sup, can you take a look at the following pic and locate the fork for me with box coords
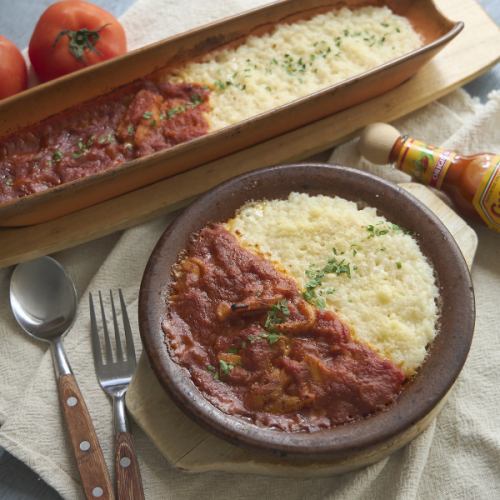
[89,290,145,500]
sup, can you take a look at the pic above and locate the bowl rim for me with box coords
[139,163,475,459]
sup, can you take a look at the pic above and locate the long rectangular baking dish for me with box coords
[0,0,463,226]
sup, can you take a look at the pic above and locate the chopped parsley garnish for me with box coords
[167,106,185,119]
[396,262,402,269]
[363,34,377,47]
[166,93,206,119]
[243,300,290,345]
[227,347,239,354]
[214,79,227,91]
[323,256,352,278]
[390,223,412,234]
[206,364,219,380]
[142,111,158,126]
[127,124,135,135]
[248,332,281,345]
[283,53,309,75]
[305,268,324,288]
[72,139,89,159]
[219,359,234,376]
[267,333,281,344]
[261,332,281,344]
[303,289,326,309]
[97,133,115,145]
[189,93,203,105]
[264,299,290,331]
[366,224,389,237]
[52,150,63,162]
[366,222,412,237]
[303,250,353,307]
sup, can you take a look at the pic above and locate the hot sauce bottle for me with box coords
[358,123,500,232]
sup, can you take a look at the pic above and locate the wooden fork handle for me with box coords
[115,432,145,500]
[58,374,114,500]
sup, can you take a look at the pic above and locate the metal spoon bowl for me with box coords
[10,256,76,342]
[11,257,76,374]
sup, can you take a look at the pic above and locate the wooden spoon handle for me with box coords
[58,374,114,500]
[115,432,145,500]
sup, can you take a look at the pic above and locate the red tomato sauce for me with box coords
[0,80,210,204]
[163,224,405,432]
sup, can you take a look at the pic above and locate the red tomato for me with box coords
[29,0,127,82]
[0,36,28,99]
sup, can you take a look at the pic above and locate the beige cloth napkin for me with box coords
[0,0,499,498]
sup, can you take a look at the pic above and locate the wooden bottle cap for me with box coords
[358,123,401,164]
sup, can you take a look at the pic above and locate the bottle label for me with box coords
[472,157,500,232]
[396,138,456,189]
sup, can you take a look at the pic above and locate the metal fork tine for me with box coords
[99,290,114,364]
[110,290,124,362]
[119,289,136,364]
[89,293,103,369]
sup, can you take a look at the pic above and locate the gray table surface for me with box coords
[0,1,498,498]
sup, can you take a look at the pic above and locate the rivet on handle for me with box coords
[92,486,104,498]
[66,396,78,407]
[79,441,90,451]
[120,456,131,468]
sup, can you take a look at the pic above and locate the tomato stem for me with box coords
[53,24,110,63]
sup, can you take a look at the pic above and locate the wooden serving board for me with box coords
[0,0,497,269]
[125,183,477,476]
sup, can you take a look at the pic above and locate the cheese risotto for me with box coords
[166,6,422,130]
[225,193,439,376]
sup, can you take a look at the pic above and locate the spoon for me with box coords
[10,256,114,500]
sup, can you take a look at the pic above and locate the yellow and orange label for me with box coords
[472,156,500,232]
[396,138,456,189]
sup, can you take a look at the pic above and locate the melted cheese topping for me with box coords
[164,6,422,130]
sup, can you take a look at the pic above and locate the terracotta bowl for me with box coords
[139,163,475,466]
